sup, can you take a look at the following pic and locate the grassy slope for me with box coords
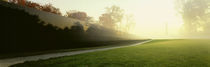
[12,39,210,67]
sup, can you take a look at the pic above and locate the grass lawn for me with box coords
[11,39,210,67]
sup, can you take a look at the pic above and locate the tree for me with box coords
[8,0,62,15]
[66,11,88,21]
[70,22,85,34]
[176,0,210,35]
[124,14,135,33]
[99,5,124,30]
[41,4,62,15]
[99,13,114,28]
[9,0,26,6]
[25,1,42,10]
[69,22,85,40]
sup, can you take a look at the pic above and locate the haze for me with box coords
[28,0,185,38]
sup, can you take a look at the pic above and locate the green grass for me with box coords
[11,39,210,67]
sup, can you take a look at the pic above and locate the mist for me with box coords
[176,0,210,38]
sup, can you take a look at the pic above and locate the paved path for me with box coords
[0,40,152,67]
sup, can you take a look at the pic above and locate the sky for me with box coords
[28,0,183,38]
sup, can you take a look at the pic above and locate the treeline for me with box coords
[6,0,62,15]
[1,3,136,54]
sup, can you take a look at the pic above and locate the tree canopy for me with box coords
[99,5,124,30]
[176,0,210,35]
[65,11,88,21]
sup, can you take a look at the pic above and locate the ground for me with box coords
[11,39,210,67]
